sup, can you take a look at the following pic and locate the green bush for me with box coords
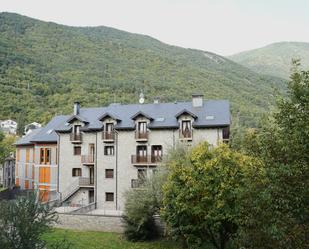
[123,169,167,241]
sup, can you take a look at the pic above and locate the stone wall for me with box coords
[54,213,124,233]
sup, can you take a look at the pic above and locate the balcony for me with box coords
[81,155,95,165]
[79,177,94,187]
[131,179,145,188]
[70,133,82,143]
[135,131,149,141]
[179,130,193,141]
[131,155,162,165]
[102,131,115,142]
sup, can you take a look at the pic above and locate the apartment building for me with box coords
[15,116,67,201]
[15,95,230,209]
[55,95,230,211]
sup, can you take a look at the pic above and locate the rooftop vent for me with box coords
[74,101,80,115]
[192,94,203,107]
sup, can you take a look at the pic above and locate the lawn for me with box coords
[43,229,180,249]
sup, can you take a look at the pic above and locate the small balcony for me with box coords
[102,131,115,142]
[135,131,149,141]
[81,155,95,165]
[70,133,82,143]
[131,155,162,165]
[131,179,145,188]
[179,130,193,141]
[79,177,94,187]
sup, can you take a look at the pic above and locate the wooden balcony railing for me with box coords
[131,179,145,188]
[179,130,193,140]
[131,155,162,164]
[135,131,149,140]
[81,155,95,165]
[102,131,115,141]
[70,133,82,142]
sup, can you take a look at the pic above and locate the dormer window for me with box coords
[136,121,148,140]
[70,124,82,142]
[180,120,192,139]
[103,122,115,141]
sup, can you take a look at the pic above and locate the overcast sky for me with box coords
[1,0,309,55]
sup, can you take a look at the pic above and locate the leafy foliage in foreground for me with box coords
[162,143,264,249]
[0,192,58,249]
[123,169,167,241]
[0,12,285,126]
[237,62,309,248]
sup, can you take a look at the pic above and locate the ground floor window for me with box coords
[105,192,114,202]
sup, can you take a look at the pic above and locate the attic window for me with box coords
[47,129,53,134]
[155,117,165,122]
[206,115,215,120]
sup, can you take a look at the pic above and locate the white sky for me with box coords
[1,0,309,55]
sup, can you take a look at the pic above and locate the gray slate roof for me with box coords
[16,100,230,145]
[56,100,230,132]
[15,115,68,145]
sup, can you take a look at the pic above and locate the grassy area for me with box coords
[43,229,180,249]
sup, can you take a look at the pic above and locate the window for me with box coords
[73,125,81,134]
[181,120,192,138]
[105,169,114,178]
[138,122,147,133]
[104,146,114,156]
[40,148,51,164]
[138,168,147,181]
[105,192,114,202]
[105,123,114,133]
[151,145,162,157]
[72,168,82,177]
[74,146,81,155]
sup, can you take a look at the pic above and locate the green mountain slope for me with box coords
[229,42,309,79]
[0,12,285,127]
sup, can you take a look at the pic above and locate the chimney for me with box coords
[74,101,80,115]
[153,97,160,104]
[192,94,203,107]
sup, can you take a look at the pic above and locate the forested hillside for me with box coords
[0,12,285,126]
[229,42,309,79]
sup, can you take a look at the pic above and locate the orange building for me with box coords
[15,116,67,202]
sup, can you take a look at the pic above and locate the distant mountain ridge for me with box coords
[0,12,285,126]
[229,42,309,79]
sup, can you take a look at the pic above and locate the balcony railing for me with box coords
[179,130,193,140]
[131,179,145,188]
[135,131,149,141]
[79,177,94,186]
[70,133,82,142]
[102,131,115,141]
[81,155,95,165]
[131,155,162,164]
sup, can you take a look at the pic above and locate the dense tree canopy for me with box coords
[162,143,264,249]
[0,12,285,127]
